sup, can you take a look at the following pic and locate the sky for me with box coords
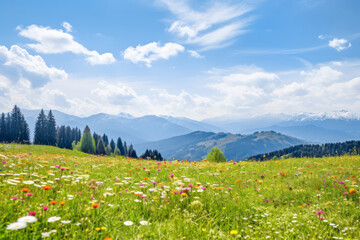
[0,0,359,120]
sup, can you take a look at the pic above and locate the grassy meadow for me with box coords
[0,143,359,239]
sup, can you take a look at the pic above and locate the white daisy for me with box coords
[41,232,51,237]
[140,221,149,225]
[124,221,133,226]
[17,216,37,223]
[61,220,71,224]
[47,216,61,222]
[6,222,27,230]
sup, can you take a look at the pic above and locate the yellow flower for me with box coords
[101,227,107,230]
[291,200,295,203]
[349,189,356,194]
[181,193,187,197]
[202,228,207,232]
[326,201,331,205]
[298,206,303,208]
[230,230,238,235]
[153,197,158,200]
[95,228,101,231]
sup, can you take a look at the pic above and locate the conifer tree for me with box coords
[106,144,112,155]
[116,137,125,156]
[96,137,106,155]
[46,110,57,146]
[0,113,5,142]
[110,139,115,153]
[79,125,96,154]
[123,141,128,157]
[34,109,47,145]
[102,134,109,146]
[114,146,121,155]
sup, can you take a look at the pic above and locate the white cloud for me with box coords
[123,42,184,67]
[328,38,351,51]
[188,50,203,58]
[160,0,253,50]
[17,24,115,65]
[62,22,72,32]
[0,45,68,85]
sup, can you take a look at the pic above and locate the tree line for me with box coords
[248,141,360,161]
[0,105,162,159]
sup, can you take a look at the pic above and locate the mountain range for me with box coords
[135,130,307,161]
[19,109,360,160]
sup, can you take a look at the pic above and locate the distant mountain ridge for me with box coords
[20,109,222,144]
[135,131,307,161]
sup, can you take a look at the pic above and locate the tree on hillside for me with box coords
[34,109,47,145]
[46,110,57,146]
[9,106,30,144]
[96,137,106,155]
[0,113,5,142]
[206,147,226,163]
[80,125,96,154]
[140,149,163,160]
[128,144,137,158]
[102,134,109,147]
[106,144,112,155]
[123,141,128,157]
[116,137,125,156]
[114,146,121,155]
[56,126,66,148]
[110,139,115,153]
[93,132,100,146]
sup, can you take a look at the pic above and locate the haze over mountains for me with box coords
[20,109,360,161]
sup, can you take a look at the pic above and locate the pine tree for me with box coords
[0,113,5,142]
[65,126,72,149]
[57,126,66,148]
[116,137,125,156]
[34,109,47,145]
[96,137,106,155]
[5,113,10,143]
[79,125,96,154]
[128,144,137,158]
[46,110,57,146]
[102,134,109,146]
[9,106,29,144]
[110,139,115,153]
[93,132,100,146]
[123,141,128,157]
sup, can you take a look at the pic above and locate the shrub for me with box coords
[206,147,226,162]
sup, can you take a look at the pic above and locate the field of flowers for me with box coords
[0,143,359,239]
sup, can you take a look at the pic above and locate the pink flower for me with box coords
[90,186,97,189]
[74,164,78,167]
[169,174,174,178]
[29,211,36,216]
[61,167,66,171]
[12,196,18,200]
[26,193,33,197]
[43,206,49,211]
[163,200,168,203]
[201,187,206,190]
[316,211,323,215]
[343,192,348,195]
[320,216,325,220]
[306,203,310,206]
[70,171,74,174]
[188,184,193,188]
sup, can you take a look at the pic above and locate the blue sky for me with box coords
[0,0,359,120]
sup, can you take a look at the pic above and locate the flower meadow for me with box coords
[0,144,359,239]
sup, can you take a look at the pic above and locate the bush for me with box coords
[206,147,226,162]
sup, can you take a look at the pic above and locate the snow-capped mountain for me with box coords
[290,110,360,121]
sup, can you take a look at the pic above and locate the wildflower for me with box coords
[12,196,18,201]
[59,201,65,206]
[349,189,356,194]
[43,206,49,211]
[101,227,106,230]
[47,216,61,222]
[169,174,174,178]
[17,216,37,223]
[21,188,30,193]
[50,201,57,205]
[29,212,36,216]
[43,186,51,190]
[6,222,27,230]
[41,232,51,237]
[298,206,303,208]
[230,230,238,235]
[104,237,112,240]
[124,221,133,226]
[26,193,33,197]
[140,221,149,225]
[92,203,100,208]
[316,211,323,215]
[61,220,71,224]
[325,202,331,205]
[181,193,187,197]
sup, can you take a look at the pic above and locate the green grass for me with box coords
[0,143,359,239]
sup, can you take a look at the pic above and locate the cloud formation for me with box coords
[0,45,68,87]
[160,0,253,50]
[17,24,115,65]
[123,42,184,67]
[328,38,351,51]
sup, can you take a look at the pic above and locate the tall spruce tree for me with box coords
[110,139,115,153]
[116,137,125,156]
[102,134,109,146]
[5,113,10,143]
[0,113,5,142]
[93,132,100,146]
[34,109,47,145]
[96,137,106,155]
[128,144,137,158]
[56,126,66,148]
[123,141,128,157]
[79,125,96,154]
[46,110,57,146]
[106,144,112,155]
[10,106,29,144]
